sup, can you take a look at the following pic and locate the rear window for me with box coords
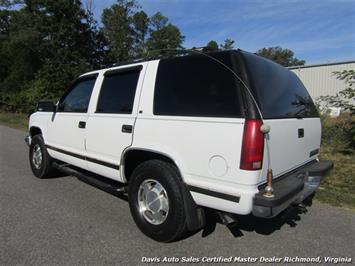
[241,52,318,119]
[154,53,243,118]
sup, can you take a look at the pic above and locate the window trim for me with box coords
[103,65,143,77]
[95,66,142,114]
[57,73,98,113]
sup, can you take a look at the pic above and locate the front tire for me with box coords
[128,160,187,242]
[29,134,56,178]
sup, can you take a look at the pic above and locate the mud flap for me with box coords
[182,184,205,231]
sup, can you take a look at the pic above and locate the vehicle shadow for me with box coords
[200,195,314,239]
[61,166,129,202]
[47,171,68,179]
[76,175,129,201]
[71,170,313,241]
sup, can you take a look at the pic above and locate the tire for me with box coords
[29,134,56,178]
[128,160,187,242]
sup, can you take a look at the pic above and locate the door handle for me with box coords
[298,128,304,138]
[78,121,86,129]
[122,124,133,133]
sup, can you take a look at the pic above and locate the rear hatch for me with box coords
[239,51,321,183]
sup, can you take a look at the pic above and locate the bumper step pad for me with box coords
[253,160,333,218]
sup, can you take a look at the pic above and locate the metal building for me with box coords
[289,60,355,101]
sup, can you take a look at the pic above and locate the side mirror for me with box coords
[36,101,56,112]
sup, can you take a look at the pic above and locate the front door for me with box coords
[46,75,98,170]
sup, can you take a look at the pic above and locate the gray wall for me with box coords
[289,61,355,102]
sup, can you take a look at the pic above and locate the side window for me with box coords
[154,54,243,118]
[96,69,140,114]
[58,77,96,113]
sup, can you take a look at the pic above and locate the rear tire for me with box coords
[29,134,57,178]
[128,160,188,242]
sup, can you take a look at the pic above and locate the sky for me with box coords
[91,0,355,65]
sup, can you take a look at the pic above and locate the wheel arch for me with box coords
[29,126,42,137]
[122,147,205,231]
[121,148,186,183]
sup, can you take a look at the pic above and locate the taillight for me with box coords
[240,119,264,170]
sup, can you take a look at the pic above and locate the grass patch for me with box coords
[0,112,28,131]
[315,146,355,209]
[0,112,354,209]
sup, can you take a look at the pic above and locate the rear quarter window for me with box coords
[154,53,243,118]
[241,52,318,119]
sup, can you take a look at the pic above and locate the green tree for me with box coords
[318,70,355,148]
[0,0,22,7]
[101,0,137,63]
[132,10,149,57]
[149,12,168,31]
[0,0,102,112]
[146,12,184,56]
[318,70,355,114]
[27,0,102,95]
[203,40,219,52]
[0,6,42,93]
[220,38,234,50]
[257,46,305,67]
[202,38,235,52]
[0,0,185,112]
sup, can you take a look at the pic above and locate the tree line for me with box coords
[0,0,305,113]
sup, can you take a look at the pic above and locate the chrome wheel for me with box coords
[32,144,42,169]
[138,179,169,225]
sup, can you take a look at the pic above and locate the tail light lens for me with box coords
[240,119,264,170]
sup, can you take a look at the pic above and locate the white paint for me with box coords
[28,58,324,216]
[84,62,148,181]
[208,155,228,177]
[259,118,321,183]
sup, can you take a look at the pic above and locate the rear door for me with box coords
[240,52,321,183]
[261,118,321,181]
[85,64,146,181]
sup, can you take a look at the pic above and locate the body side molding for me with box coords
[187,185,240,203]
[46,145,120,170]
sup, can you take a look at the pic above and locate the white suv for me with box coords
[26,50,333,242]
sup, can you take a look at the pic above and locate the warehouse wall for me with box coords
[290,61,355,102]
